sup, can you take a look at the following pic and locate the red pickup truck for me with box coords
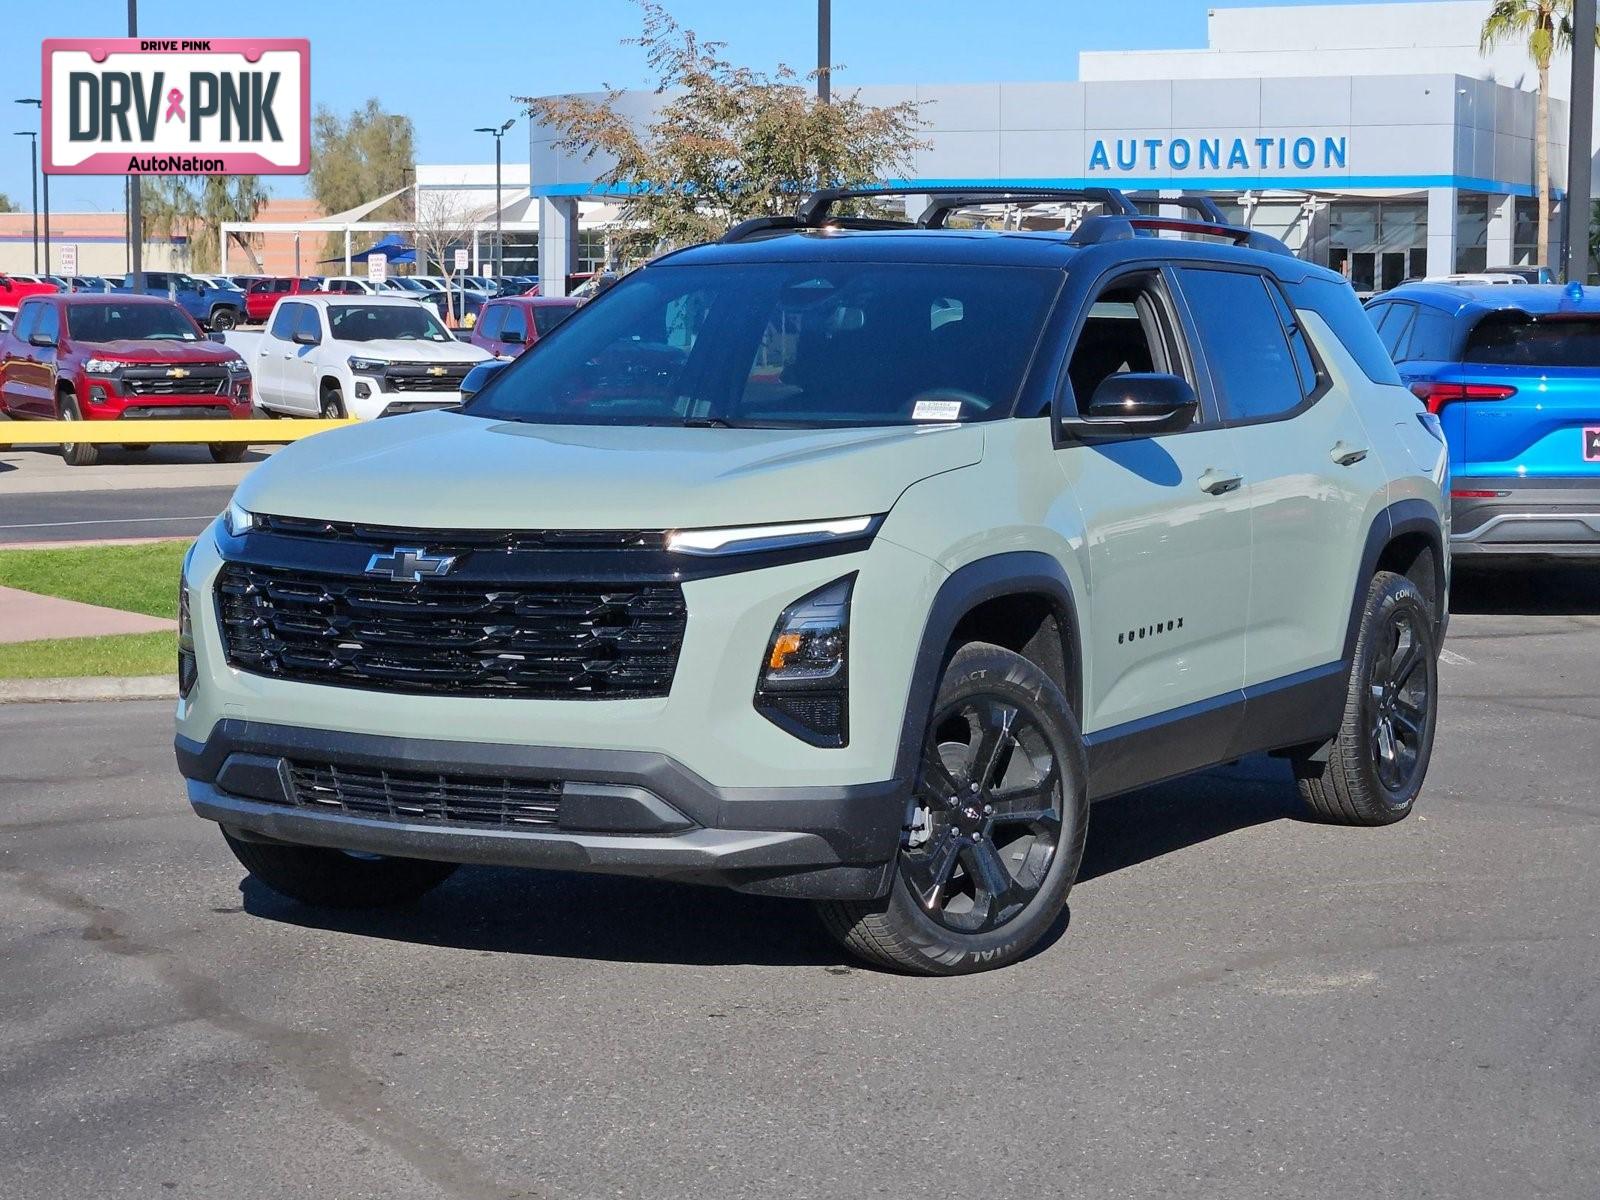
[244,277,326,324]
[0,274,61,307]
[469,296,580,358]
[0,293,253,466]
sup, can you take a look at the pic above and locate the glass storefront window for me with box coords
[1328,201,1427,293]
[1456,195,1488,273]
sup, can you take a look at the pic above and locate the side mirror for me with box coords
[459,358,512,400]
[29,332,57,348]
[1056,372,1197,439]
[500,329,525,345]
[292,329,321,347]
[207,331,228,344]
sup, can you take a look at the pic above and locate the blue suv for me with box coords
[1368,282,1600,561]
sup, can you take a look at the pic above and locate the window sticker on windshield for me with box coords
[912,399,962,422]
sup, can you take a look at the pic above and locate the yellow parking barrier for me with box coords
[0,418,355,445]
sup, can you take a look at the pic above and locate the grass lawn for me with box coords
[0,540,187,619]
[0,541,187,679]
[0,631,174,679]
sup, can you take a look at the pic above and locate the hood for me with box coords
[235,412,984,530]
[345,339,490,364]
[85,339,242,365]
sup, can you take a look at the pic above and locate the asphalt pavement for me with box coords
[1,567,1597,1199]
[0,484,237,544]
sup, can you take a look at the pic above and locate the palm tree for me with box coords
[1480,0,1599,268]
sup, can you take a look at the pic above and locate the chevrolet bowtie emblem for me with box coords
[166,367,190,378]
[365,547,458,583]
[427,365,448,377]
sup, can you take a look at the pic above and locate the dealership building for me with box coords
[507,0,1581,296]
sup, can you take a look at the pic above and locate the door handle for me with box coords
[1331,442,1369,466]
[1198,468,1244,495]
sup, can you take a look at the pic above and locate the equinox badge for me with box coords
[365,547,457,583]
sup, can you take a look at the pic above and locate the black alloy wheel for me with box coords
[902,693,1064,934]
[1366,606,1431,796]
[816,642,1087,975]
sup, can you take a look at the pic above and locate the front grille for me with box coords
[120,366,229,396]
[216,562,687,698]
[384,363,471,393]
[250,513,668,552]
[287,760,561,827]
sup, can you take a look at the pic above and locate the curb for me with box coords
[0,675,176,704]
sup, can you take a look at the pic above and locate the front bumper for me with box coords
[1451,476,1600,559]
[177,720,904,899]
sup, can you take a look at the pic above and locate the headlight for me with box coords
[667,515,878,556]
[225,358,249,374]
[753,575,854,747]
[347,356,389,374]
[177,582,197,699]
[84,357,121,374]
[222,499,254,537]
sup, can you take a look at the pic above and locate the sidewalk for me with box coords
[0,585,178,644]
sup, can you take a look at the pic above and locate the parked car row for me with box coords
[0,293,252,466]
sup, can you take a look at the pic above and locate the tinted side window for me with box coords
[477,304,505,339]
[34,304,60,343]
[268,303,300,340]
[531,305,573,337]
[1405,309,1456,362]
[1375,303,1416,357]
[1178,268,1304,422]
[502,306,529,340]
[1289,277,1403,385]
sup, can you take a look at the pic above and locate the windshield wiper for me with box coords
[680,415,739,428]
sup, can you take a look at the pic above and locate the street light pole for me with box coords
[17,99,46,273]
[127,0,144,293]
[474,119,515,279]
[13,131,37,272]
[817,0,831,103]
[1565,0,1597,283]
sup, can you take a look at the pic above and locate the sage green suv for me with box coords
[176,188,1450,974]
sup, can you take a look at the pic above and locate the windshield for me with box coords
[327,303,453,342]
[1465,313,1600,367]
[464,261,1060,428]
[66,303,200,342]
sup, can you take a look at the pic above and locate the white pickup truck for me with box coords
[249,294,490,420]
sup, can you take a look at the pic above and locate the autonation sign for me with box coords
[42,38,310,175]
[1087,134,1349,174]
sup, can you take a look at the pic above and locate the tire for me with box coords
[816,642,1088,975]
[319,386,345,420]
[209,442,247,463]
[209,307,239,332]
[56,392,98,467]
[1293,571,1439,825]
[222,830,458,909]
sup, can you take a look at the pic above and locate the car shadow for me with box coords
[1450,564,1600,616]
[239,756,1305,969]
[1079,754,1306,883]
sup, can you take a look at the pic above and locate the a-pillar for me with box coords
[1426,187,1458,276]
[538,196,579,297]
[1486,193,1515,266]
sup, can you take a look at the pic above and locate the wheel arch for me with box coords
[891,552,1083,790]
[1344,499,1447,663]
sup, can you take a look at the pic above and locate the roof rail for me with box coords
[792,184,1136,227]
[1133,194,1229,224]
[719,213,913,244]
[1070,214,1293,257]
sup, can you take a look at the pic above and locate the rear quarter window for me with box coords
[1287,277,1403,385]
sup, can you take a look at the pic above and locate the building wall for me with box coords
[0,212,187,277]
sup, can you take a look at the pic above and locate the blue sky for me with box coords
[1,0,1424,213]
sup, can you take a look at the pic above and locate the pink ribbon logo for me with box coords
[164,88,185,123]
